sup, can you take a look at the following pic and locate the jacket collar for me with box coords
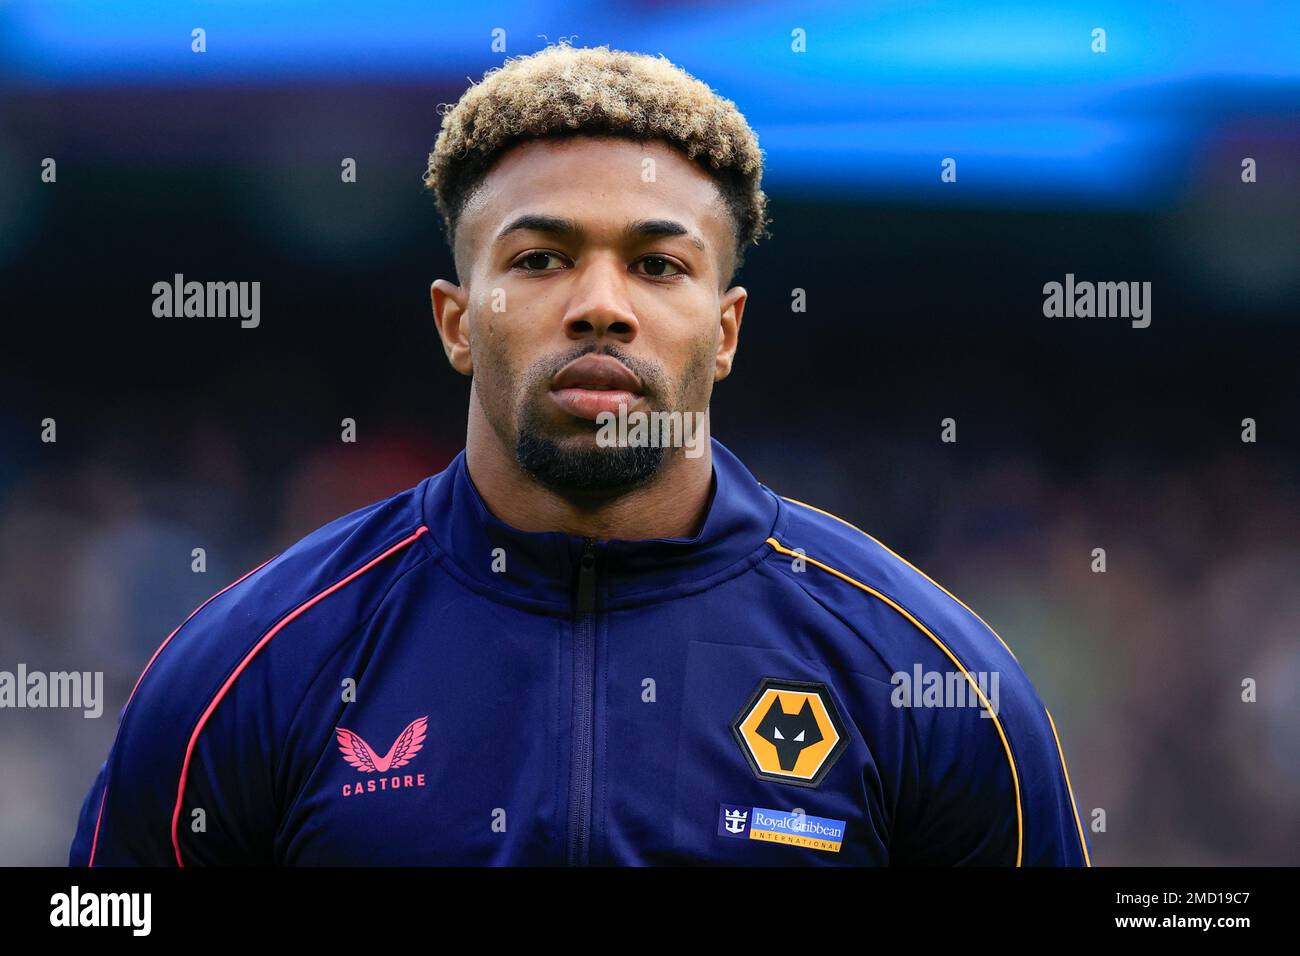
[421,438,779,612]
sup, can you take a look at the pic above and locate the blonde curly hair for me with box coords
[423,42,769,282]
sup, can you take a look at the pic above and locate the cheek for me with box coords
[469,303,545,404]
[469,303,511,372]
[467,318,510,407]
[666,328,721,405]
[691,337,720,393]
[478,287,543,351]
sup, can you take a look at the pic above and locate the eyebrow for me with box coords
[495,214,706,251]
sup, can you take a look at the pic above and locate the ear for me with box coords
[714,285,747,381]
[431,279,473,376]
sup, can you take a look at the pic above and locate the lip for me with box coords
[549,355,645,421]
[549,387,643,421]
[551,354,644,394]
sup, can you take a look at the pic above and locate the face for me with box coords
[432,135,747,495]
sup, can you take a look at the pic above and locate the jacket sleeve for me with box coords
[69,760,111,865]
[69,584,283,866]
[892,663,1092,866]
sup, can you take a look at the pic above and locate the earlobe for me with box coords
[431,279,474,376]
[715,286,747,381]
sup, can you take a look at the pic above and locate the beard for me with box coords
[515,404,666,493]
[481,340,709,496]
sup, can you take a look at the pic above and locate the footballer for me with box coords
[71,43,1090,866]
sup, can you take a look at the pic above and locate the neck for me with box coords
[464,400,714,540]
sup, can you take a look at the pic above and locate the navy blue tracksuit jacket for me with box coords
[70,439,1091,865]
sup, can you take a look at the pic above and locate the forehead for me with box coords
[456,135,732,275]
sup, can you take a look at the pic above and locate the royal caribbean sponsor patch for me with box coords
[718,802,846,853]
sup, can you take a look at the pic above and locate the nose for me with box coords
[560,254,639,343]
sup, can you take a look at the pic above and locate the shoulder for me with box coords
[766,494,1080,865]
[764,493,1020,678]
[89,481,440,864]
[121,479,437,737]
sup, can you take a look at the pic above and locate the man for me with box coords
[71,43,1090,866]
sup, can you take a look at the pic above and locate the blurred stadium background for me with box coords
[1,1,1297,865]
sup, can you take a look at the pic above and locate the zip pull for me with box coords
[576,538,597,615]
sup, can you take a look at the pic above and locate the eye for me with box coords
[773,727,784,740]
[633,256,684,278]
[513,251,568,272]
[794,730,805,742]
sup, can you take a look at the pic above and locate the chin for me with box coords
[515,430,665,494]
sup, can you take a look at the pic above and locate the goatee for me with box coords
[515,411,665,493]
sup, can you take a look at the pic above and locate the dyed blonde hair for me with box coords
[423,41,769,283]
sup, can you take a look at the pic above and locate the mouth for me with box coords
[548,354,646,422]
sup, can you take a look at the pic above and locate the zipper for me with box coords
[567,537,599,865]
